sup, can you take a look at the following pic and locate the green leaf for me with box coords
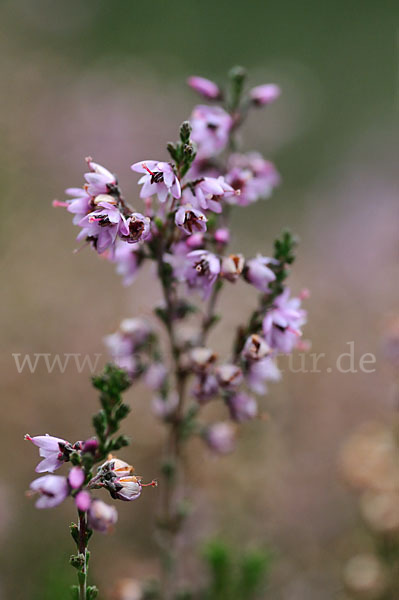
[86,586,99,600]
[69,523,79,545]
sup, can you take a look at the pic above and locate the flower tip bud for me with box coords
[187,76,221,100]
[249,84,281,106]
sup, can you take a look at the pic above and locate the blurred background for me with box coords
[0,1,398,599]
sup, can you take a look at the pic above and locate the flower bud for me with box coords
[92,193,117,206]
[187,76,221,100]
[152,393,179,419]
[75,490,91,512]
[249,84,281,106]
[88,499,118,532]
[68,466,85,489]
[145,363,167,391]
[228,393,258,422]
[113,476,142,501]
[216,364,243,388]
[242,334,271,361]
[190,347,218,371]
[119,318,151,344]
[214,228,230,245]
[205,422,236,454]
[221,254,245,282]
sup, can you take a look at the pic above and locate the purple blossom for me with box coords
[185,249,221,299]
[84,160,117,196]
[226,153,280,206]
[192,373,219,403]
[183,177,235,214]
[262,288,307,353]
[145,363,168,391]
[68,466,85,489]
[228,392,258,422]
[249,84,281,106]
[113,241,140,286]
[29,475,69,509]
[121,213,151,244]
[78,200,129,255]
[214,228,230,245]
[187,76,221,99]
[205,422,236,454]
[88,499,118,532]
[119,318,152,345]
[190,105,232,159]
[53,188,92,224]
[75,490,91,512]
[25,434,68,473]
[131,161,181,203]
[175,205,208,235]
[247,357,281,395]
[244,255,277,292]
[186,232,205,248]
[152,392,179,419]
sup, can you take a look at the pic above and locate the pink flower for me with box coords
[75,490,91,512]
[121,213,151,244]
[228,392,258,422]
[29,475,69,509]
[68,466,85,489]
[113,241,141,286]
[214,228,230,245]
[53,188,92,224]
[131,161,181,203]
[190,105,232,159]
[84,160,117,196]
[185,249,221,299]
[187,76,221,100]
[249,84,281,106]
[247,357,281,395]
[192,373,219,403]
[88,499,118,532]
[175,205,208,235]
[183,177,235,214]
[262,288,307,353]
[78,200,129,255]
[152,392,179,419]
[244,255,277,292]
[25,434,69,473]
[205,422,236,454]
[145,363,168,391]
[226,153,280,206]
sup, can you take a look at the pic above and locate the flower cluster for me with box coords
[46,67,309,598]
[53,159,150,257]
[25,365,156,598]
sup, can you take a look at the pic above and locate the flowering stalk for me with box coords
[53,66,309,598]
[25,365,156,599]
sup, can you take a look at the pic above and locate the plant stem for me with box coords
[156,237,188,599]
[78,511,88,600]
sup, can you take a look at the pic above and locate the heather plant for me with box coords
[26,67,308,599]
